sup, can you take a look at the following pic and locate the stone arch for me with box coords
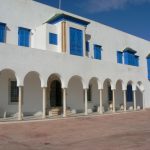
[115,79,124,110]
[47,73,63,110]
[0,68,20,118]
[136,81,144,109]
[67,75,85,114]
[88,77,101,113]
[67,75,86,89]
[23,71,43,116]
[102,78,114,112]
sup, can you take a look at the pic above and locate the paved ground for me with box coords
[0,111,150,150]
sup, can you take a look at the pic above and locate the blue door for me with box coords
[70,27,83,56]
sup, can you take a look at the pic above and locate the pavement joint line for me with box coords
[0,109,146,125]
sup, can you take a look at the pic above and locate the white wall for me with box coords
[0,0,149,115]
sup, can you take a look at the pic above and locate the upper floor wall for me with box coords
[0,0,150,68]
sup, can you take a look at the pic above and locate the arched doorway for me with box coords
[126,82,133,110]
[47,74,62,116]
[50,80,62,107]
[103,79,112,112]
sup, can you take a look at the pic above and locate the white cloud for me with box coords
[80,0,150,13]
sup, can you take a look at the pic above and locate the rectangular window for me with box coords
[87,84,92,102]
[18,27,30,47]
[117,51,123,64]
[49,33,58,45]
[86,41,90,52]
[70,27,83,56]
[94,44,102,60]
[124,51,139,66]
[0,23,6,43]
[147,57,150,80]
[9,80,19,103]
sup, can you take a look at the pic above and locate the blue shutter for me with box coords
[147,57,150,80]
[49,33,58,45]
[70,27,83,56]
[86,41,90,52]
[117,51,123,64]
[124,51,129,65]
[18,27,30,47]
[134,56,139,66]
[126,84,133,102]
[0,23,6,43]
[94,45,101,60]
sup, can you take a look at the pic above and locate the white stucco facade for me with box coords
[0,0,149,120]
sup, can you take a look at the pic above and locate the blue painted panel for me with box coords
[48,14,89,27]
[94,45,102,60]
[117,51,123,64]
[70,27,83,56]
[0,23,6,43]
[134,56,139,66]
[124,51,139,66]
[86,41,90,52]
[49,33,58,45]
[18,27,30,47]
[124,51,129,65]
[147,57,150,80]
[126,84,133,102]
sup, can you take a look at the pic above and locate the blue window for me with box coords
[49,33,58,45]
[0,23,6,43]
[86,41,90,52]
[18,27,30,47]
[147,57,150,80]
[70,27,83,56]
[124,50,139,66]
[94,44,102,60]
[134,56,139,66]
[126,84,133,102]
[117,51,123,64]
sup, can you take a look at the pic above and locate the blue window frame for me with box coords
[70,27,83,56]
[94,44,102,60]
[117,51,123,64]
[49,33,58,45]
[0,23,6,43]
[126,84,133,102]
[86,41,90,52]
[124,50,139,66]
[147,57,150,80]
[18,27,30,47]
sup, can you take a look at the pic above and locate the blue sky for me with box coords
[35,0,150,41]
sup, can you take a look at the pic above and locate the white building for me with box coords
[0,0,149,121]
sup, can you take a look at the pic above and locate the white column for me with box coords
[123,90,127,111]
[84,89,88,115]
[112,89,115,113]
[133,90,136,110]
[18,86,23,120]
[99,89,103,114]
[63,88,67,117]
[42,87,47,119]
